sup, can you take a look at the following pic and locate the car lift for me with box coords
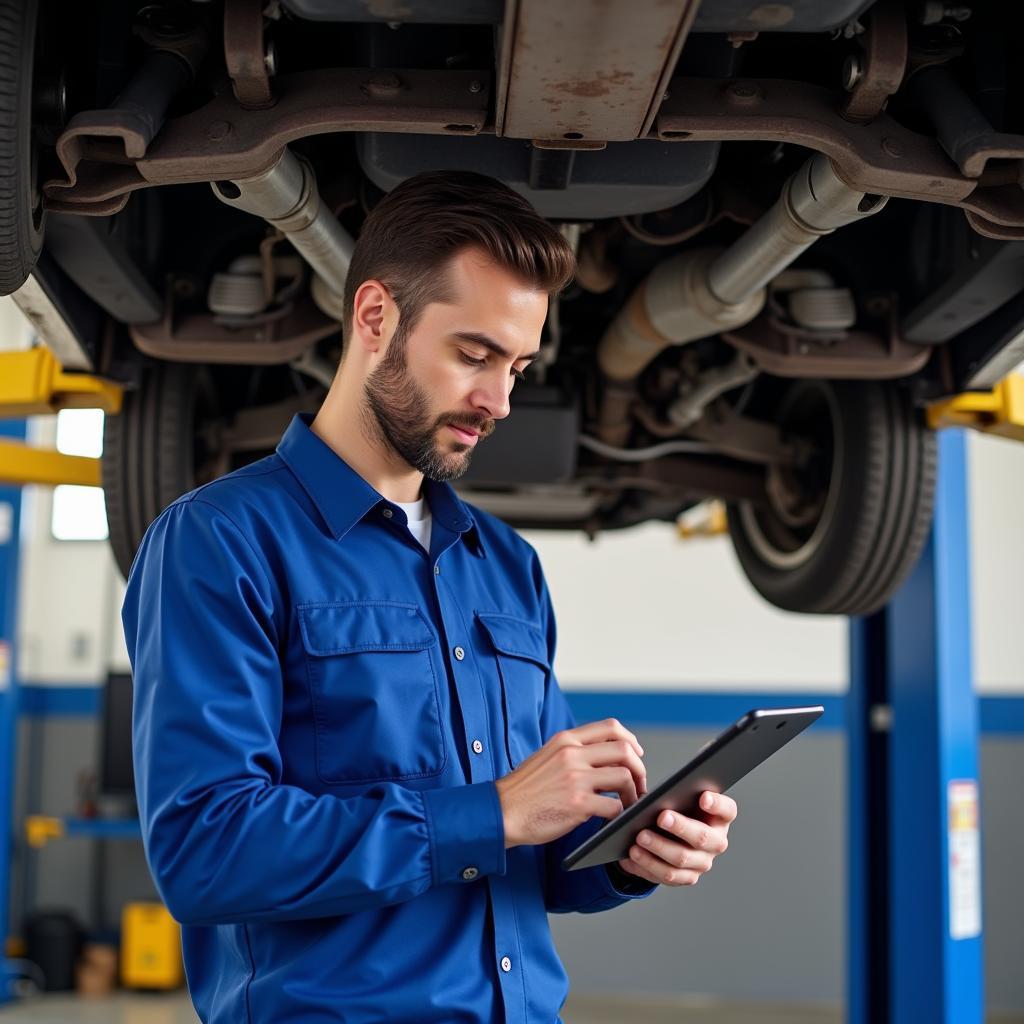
[0,345,1019,1013]
[0,348,122,1000]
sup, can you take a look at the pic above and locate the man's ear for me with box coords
[350,279,397,356]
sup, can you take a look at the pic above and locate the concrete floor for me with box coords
[0,992,843,1023]
[0,992,1021,1023]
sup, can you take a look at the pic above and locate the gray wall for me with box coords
[11,717,158,941]
[11,718,1023,1013]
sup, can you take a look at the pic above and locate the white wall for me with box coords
[966,430,1024,692]
[15,432,126,685]
[524,521,846,690]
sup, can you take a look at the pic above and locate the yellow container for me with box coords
[120,902,184,990]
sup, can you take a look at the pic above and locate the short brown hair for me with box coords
[342,170,575,349]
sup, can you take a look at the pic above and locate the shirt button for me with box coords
[434,565,440,575]
[454,646,465,661]
[472,739,484,754]
[500,956,512,973]
[461,866,479,881]
[382,508,393,519]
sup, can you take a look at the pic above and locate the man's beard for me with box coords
[362,337,493,482]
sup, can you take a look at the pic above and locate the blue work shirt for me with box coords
[121,412,655,1024]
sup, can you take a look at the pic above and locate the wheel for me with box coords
[726,378,937,616]
[102,361,319,578]
[102,363,199,579]
[0,0,45,295]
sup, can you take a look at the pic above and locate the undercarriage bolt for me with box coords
[842,54,863,91]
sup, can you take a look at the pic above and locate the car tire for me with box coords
[0,0,45,295]
[102,363,197,580]
[726,378,937,616]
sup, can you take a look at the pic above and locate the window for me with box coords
[50,409,108,541]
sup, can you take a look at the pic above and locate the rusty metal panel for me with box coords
[500,0,700,143]
[44,68,490,214]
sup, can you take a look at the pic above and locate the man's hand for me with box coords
[613,791,737,888]
[495,719,647,848]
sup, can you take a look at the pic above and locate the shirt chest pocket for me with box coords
[298,602,447,785]
[476,613,550,770]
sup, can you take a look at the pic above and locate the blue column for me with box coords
[888,428,983,1022]
[0,419,26,1004]
[848,428,984,1024]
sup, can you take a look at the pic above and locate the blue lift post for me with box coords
[848,428,984,1023]
[0,419,26,1005]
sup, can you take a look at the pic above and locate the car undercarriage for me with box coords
[4,0,1024,614]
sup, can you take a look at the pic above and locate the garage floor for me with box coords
[1,994,1021,1022]
[0,992,842,1022]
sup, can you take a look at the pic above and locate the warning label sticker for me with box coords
[948,780,982,941]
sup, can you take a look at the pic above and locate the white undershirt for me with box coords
[393,495,432,553]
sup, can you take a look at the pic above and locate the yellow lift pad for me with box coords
[0,347,122,417]
[928,374,1024,442]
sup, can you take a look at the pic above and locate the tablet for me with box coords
[561,706,824,871]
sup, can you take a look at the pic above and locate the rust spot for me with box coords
[550,69,636,98]
[748,4,794,29]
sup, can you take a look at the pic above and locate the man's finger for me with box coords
[635,829,714,873]
[655,810,729,855]
[571,718,644,758]
[583,741,647,796]
[628,845,700,886]
[591,766,639,808]
[699,791,738,825]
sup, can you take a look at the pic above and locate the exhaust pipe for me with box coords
[595,153,888,443]
[706,155,887,306]
[211,148,354,303]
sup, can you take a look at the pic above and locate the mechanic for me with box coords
[121,170,737,1023]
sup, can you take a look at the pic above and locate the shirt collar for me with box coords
[276,413,485,556]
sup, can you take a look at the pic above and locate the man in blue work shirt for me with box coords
[122,170,737,1023]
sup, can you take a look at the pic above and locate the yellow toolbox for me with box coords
[120,902,184,990]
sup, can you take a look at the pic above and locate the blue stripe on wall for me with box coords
[978,696,1024,736]
[566,691,846,729]
[18,686,100,717]
[16,685,1024,734]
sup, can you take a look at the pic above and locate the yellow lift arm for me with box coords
[0,347,122,487]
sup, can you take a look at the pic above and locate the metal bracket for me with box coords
[841,0,908,124]
[43,68,491,216]
[224,0,275,110]
[657,78,1024,238]
[45,11,208,211]
[927,373,1024,442]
